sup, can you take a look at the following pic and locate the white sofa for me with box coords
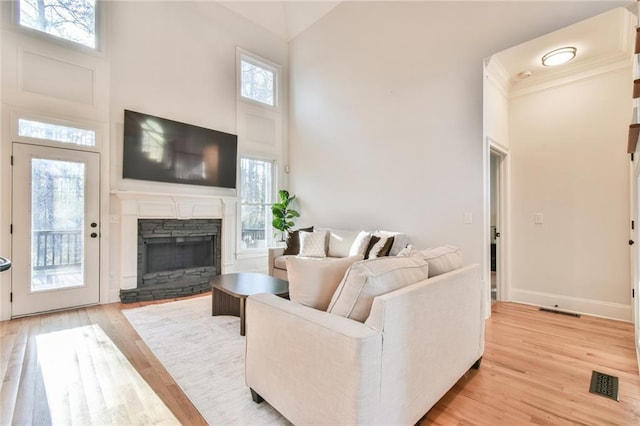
[246,262,484,425]
[268,228,409,281]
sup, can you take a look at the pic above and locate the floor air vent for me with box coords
[589,371,619,401]
[538,307,581,318]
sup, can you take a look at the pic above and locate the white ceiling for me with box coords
[219,1,342,41]
[219,2,634,90]
[492,7,634,91]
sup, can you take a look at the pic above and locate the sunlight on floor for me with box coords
[35,324,179,425]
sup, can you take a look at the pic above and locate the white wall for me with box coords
[509,67,631,319]
[288,1,628,269]
[484,58,510,149]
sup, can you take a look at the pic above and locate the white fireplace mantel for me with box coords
[111,191,236,291]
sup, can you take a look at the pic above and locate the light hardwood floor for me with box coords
[1,297,639,425]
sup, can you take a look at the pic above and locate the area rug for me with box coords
[122,296,288,425]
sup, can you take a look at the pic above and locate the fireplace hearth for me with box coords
[119,218,221,303]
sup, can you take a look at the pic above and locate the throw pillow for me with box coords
[374,231,409,256]
[348,231,372,257]
[417,245,463,277]
[365,236,394,259]
[298,230,328,258]
[397,244,417,257]
[286,255,364,311]
[327,256,430,322]
[283,226,314,255]
[325,229,361,257]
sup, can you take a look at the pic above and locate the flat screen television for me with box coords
[122,110,237,189]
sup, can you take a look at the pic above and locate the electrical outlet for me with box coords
[463,212,473,224]
[110,215,120,224]
[534,213,544,224]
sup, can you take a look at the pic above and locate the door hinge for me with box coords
[9,292,12,303]
[10,155,13,166]
[633,221,635,230]
[633,289,635,298]
[632,153,636,161]
[10,224,12,234]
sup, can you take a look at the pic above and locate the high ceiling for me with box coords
[219,2,634,91]
[219,1,341,41]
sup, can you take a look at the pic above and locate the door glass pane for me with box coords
[31,158,85,291]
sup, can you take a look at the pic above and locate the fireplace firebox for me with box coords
[119,218,221,303]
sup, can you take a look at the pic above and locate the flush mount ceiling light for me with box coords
[541,47,577,66]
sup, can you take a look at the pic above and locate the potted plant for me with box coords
[271,189,300,242]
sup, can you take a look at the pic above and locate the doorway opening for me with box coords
[490,152,499,303]
[487,142,508,306]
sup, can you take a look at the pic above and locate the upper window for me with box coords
[239,54,277,107]
[18,0,97,49]
[18,118,96,147]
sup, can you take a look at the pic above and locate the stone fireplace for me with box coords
[135,218,221,293]
[112,192,235,303]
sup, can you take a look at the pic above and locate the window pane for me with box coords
[240,158,273,204]
[19,0,96,48]
[240,59,275,106]
[31,158,85,291]
[19,119,96,147]
[241,204,271,250]
[240,157,275,251]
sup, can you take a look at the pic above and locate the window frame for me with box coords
[237,48,280,111]
[12,0,103,52]
[238,155,278,255]
[11,111,102,153]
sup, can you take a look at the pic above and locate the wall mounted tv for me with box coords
[122,110,237,189]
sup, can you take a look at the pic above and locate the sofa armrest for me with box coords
[267,247,285,276]
[365,264,484,424]
[246,293,382,425]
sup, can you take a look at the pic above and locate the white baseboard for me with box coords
[511,288,632,322]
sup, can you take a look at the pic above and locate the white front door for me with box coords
[12,143,100,316]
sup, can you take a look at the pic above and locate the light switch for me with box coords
[463,212,473,224]
[534,213,544,224]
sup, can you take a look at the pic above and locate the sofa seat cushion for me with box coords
[328,256,430,322]
[286,255,364,310]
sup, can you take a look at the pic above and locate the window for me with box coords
[18,0,97,48]
[18,118,96,147]
[240,157,276,251]
[239,55,277,107]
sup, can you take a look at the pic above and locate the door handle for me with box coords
[91,232,98,238]
[630,240,635,246]
[90,222,97,228]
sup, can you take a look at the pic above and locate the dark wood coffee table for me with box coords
[211,272,289,336]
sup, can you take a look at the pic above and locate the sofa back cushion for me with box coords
[286,255,364,311]
[418,246,463,277]
[327,256,430,322]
